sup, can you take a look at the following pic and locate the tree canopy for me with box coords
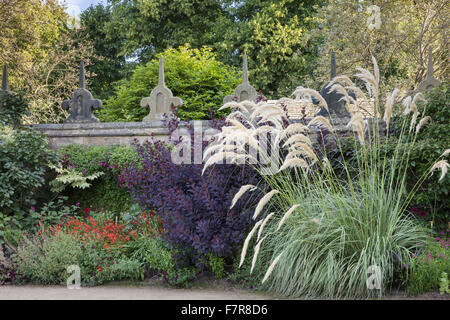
[0,0,95,124]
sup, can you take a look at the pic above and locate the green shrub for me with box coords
[373,81,450,230]
[58,145,139,212]
[0,91,30,127]
[120,204,196,287]
[440,272,450,295]
[13,232,144,286]
[0,125,57,216]
[327,81,449,231]
[406,234,450,296]
[21,196,80,232]
[125,235,197,287]
[208,253,226,279]
[98,44,241,122]
[401,81,450,230]
[48,163,104,193]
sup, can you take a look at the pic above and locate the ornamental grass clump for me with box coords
[204,56,448,298]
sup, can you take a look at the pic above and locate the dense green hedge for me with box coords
[58,145,140,213]
[98,44,241,122]
[0,125,57,216]
[400,81,449,230]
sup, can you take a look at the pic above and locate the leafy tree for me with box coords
[99,45,241,121]
[0,0,96,124]
[79,4,131,100]
[308,0,449,92]
[219,0,324,98]
[96,1,323,99]
[104,0,231,63]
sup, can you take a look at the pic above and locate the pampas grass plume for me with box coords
[230,184,257,209]
[239,220,263,268]
[261,252,284,284]
[277,204,300,231]
[253,190,279,220]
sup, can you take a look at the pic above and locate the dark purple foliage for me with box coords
[119,115,259,266]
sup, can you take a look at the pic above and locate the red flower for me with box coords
[97,266,103,271]
[84,208,90,214]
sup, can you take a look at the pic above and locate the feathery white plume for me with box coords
[372,56,380,85]
[230,185,257,209]
[278,158,309,172]
[253,190,279,220]
[441,149,450,158]
[285,147,317,162]
[329,75,355,87]
[281,123,309,140]
[415,116,432,134]
[261,252,284,283]
[383,88,399,128]
[277,204,300,231]
[282,133,312,148]
[402,96,412,115]
[257,212,275,242]
[293,87,329,112]
[202,151,250,175]
[239,220,263,268]
[347,113,365,144]
[286,144,318,161]
[250,235,267,274]
[307,116,333,131]
[430,160,449,182]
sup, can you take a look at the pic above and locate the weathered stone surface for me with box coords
[224,54,257,103]
[141,57,183,121]
[411,46,441,95]
[1,65,11,94]
[62,62,102,123]
[32,120,217,149]
[315,52,354,119]
[32,118,386,150]
[0,65,13,114]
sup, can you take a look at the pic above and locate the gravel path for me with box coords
[0,284,272,300]
[1,284,447,300]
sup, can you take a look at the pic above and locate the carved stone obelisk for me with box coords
[223,54,257,103]
[414,46,441,94]
[141,57,183,122]
[315,51,353,118]
[1,65,11,95]
[0,65,13,114]
[62,62,102,123]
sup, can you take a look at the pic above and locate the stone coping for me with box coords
[31,118,363,130]
[30,118,386,149]
[31,120,214,130]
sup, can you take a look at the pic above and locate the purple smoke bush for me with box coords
[119,112,259,267]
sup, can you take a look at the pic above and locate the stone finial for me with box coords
[1,65,11,93]
[158,57,165,85]
[330,51,336,79]
[0,65,12,114]
[79,61,86,89]
[413,46,441,94]
[223,53,257,103]
[242,53,249,83]
[140,57,183,122]
[61,61,102,123]
[314,52,353,118]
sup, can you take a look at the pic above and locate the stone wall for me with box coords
[32,120,219,149]
[32,118,384,149]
